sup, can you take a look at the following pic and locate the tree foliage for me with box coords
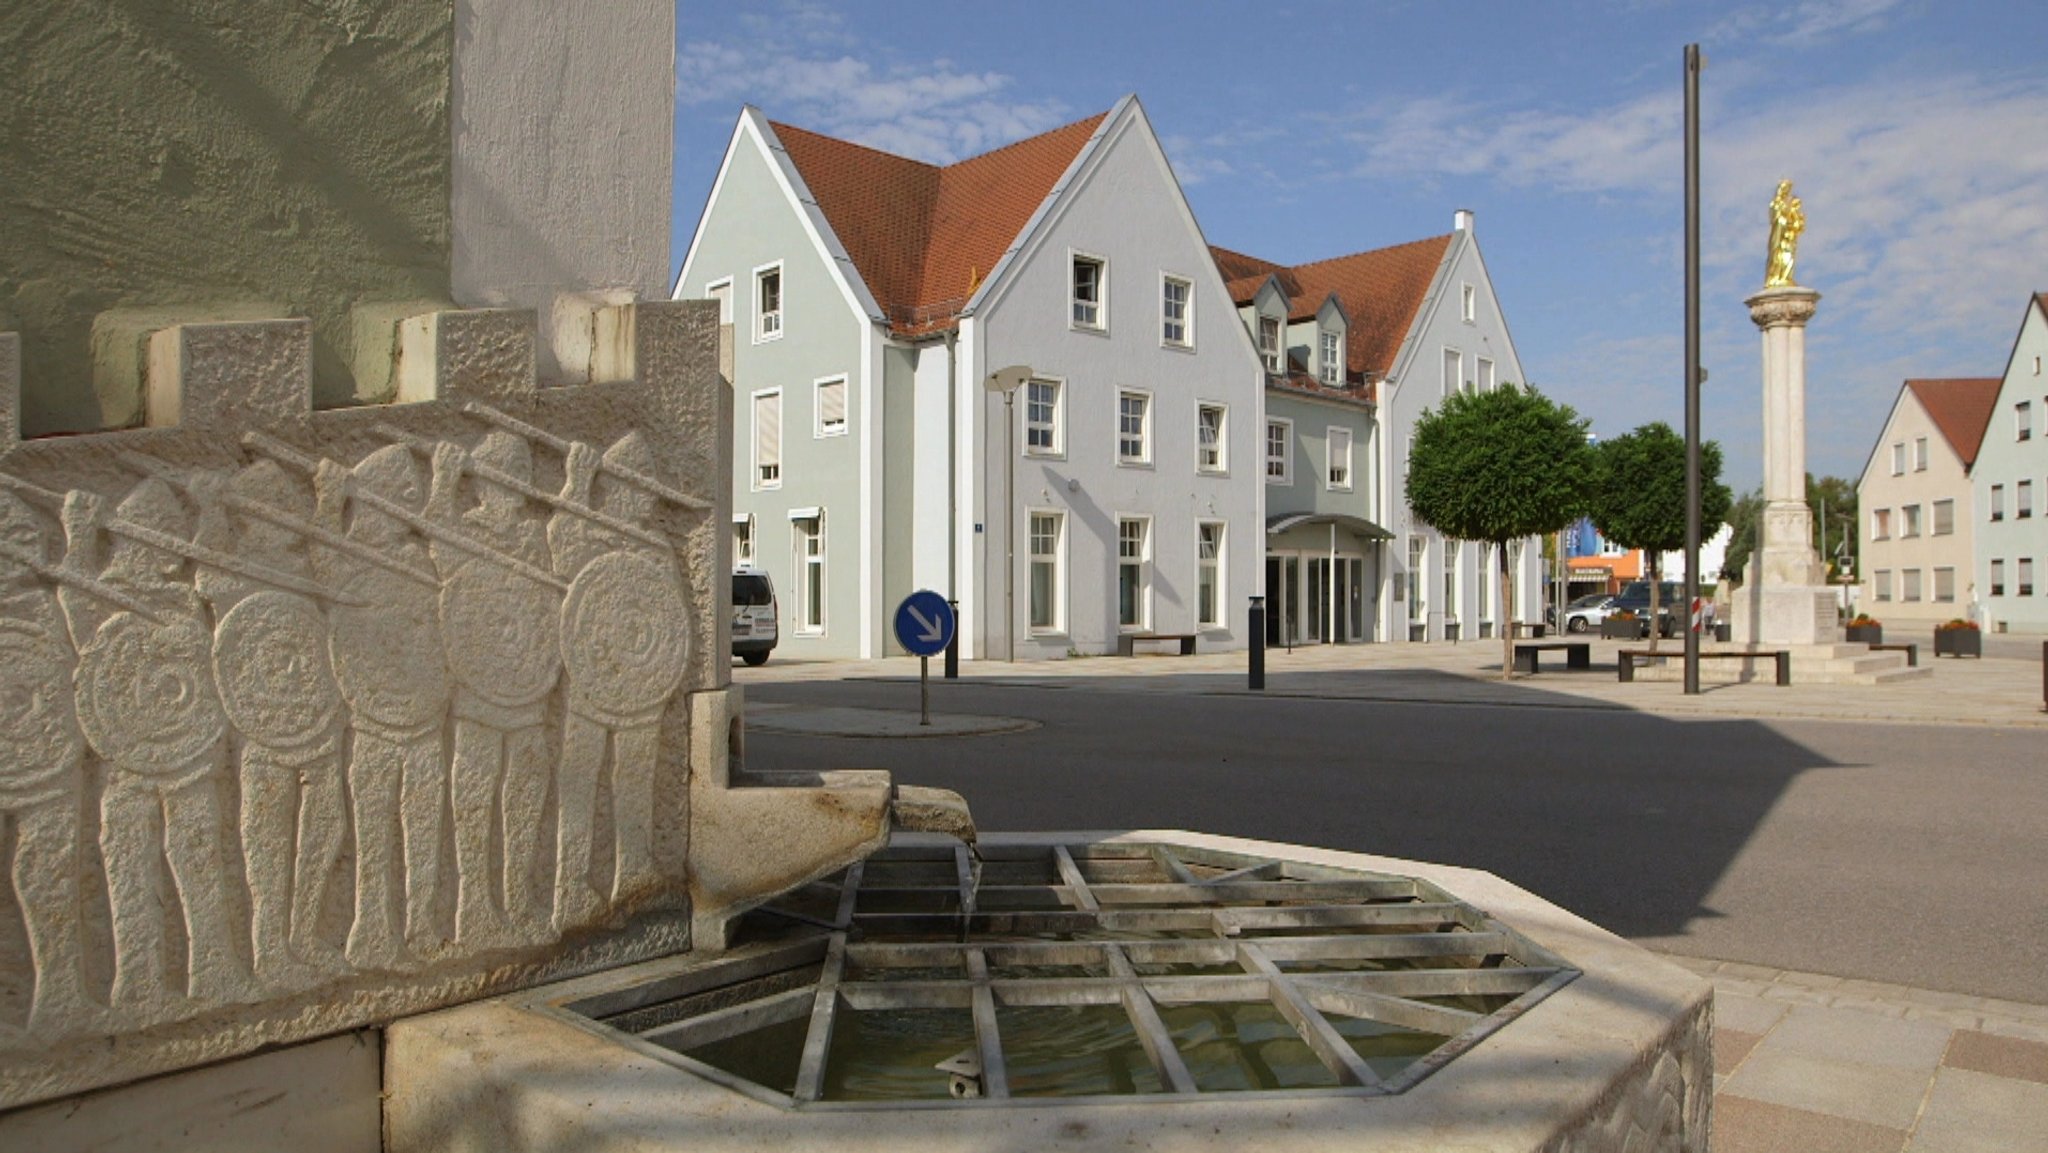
[1720,474,1857,585]
[1585,422,1733,650]
[1407,383,1592,678]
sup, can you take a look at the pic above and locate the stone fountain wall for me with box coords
[0,301,743,1108]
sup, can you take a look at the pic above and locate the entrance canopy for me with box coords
[1265,511,1393,541]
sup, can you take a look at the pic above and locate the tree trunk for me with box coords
[1499,541,1515,680]
[1647,555,1663,655]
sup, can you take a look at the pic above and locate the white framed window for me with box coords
[2020,480,2034,519]
[1197,521,1225,629]
[1934,499,1955,535]
[792,511,824,633]
[1117,390,1152,466]
[1028,510,1066,633]
[1902,568,1922,601]
[1890,442,1906,475]
[1935,566,1956,603]
[1992,485,2005,522]
[1874,569,1892,601]
[732,514,755,567]
[1327,427,1353,491]
[814,376,848,438]
[2036,356,2043,376]
[1116,516,1151,629]
[705,277,734,324]
[1902,504,1921,537]
[1071,252,1106,330]
[1477,358,1495,392]
[1442,348,1463,398]
[1461,284,1477,322]
[1991,558,2005,596]
[1197,403,1227,474]
[1406,536,1425,622]
[1265,418,1292,484]
[2023,558,2037,597]
[1319,330,1342,385]
[1025,377,1063,456]
[2019,402,2033,442]
[751,389,782,490]
[1441,539,1459,624]
[1871,508,1890,540]
[1258,316,1281,373]
[1914,436,1929,471]
[1161,274,1191,348]
[753,262,783,342]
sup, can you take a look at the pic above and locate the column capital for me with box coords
[1745,285,1821,330]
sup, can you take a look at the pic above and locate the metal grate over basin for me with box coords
[550,840,1579,1108]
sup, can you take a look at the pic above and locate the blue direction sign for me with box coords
[894,590,955,657]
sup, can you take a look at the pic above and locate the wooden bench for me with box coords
[1618,648,1791,685]
[1116,632,1197,657]
[1512,640,1590,674]
[1870,641,1919,667]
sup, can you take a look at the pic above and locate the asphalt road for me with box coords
[739,676,2048,1006]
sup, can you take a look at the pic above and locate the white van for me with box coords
[732,567,778,666]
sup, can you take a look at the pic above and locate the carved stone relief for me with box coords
[0,302,723,1108]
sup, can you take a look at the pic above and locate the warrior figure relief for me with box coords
[0,492,90,1033]
[60,480,251,1009]
[424,435,561,948]
[192,462,349,985]
[548,431,690,927]
[313,447,452,968]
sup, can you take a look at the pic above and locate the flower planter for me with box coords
[1601,616,1644,640]
[1846,624,1883,645]
[1934,628,1981,658]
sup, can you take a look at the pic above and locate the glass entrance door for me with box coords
[1264,556,1301,645]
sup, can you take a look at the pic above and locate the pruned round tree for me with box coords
[1585,421,1734,651]
[1407,383,1592,678]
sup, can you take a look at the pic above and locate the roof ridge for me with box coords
[1287,233,1456,275]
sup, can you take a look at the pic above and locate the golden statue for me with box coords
[1765,179,1804,288]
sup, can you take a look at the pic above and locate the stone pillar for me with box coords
[1732,285,1836,644]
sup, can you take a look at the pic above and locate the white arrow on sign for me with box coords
[906,603,945,644]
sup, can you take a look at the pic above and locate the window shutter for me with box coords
[756,394,781,469]
[819,380,847,430]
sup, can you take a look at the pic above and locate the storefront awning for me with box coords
[1265,512,1394,541]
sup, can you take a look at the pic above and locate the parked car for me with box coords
[1561,593,1617,633]
[1603,581,1685,638]
[732,568,778,666]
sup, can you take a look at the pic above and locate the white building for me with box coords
[1971,293,2048,633]
[676,96,1265,659]
[1856,377,1998,627]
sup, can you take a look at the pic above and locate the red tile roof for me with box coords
[1210,235,1453,379]
[1904,377,2001,468]
[770,112,1108,337]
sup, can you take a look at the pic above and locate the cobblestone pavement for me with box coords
[735,638,2048,1149]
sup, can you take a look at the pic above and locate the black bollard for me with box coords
[945,599,960,679]
[1248,596,1265,691]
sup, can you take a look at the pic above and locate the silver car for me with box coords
[732,568,779,666]
[1562,593,1617,633]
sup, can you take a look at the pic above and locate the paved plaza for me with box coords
[737,636,2048,1150]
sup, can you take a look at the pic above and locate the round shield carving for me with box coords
[213,592,342,747]
[328,570,450,732]
[560,551,689,717]
[439,562,560,709]
[77,613,226,774]
[0,619,83,785]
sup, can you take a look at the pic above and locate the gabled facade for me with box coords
[1212,211,1540,643]
[1856,377,1997,626]
[677,98,1264,659]
[1971,293,2048,633]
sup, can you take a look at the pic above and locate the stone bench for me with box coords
[1618,648,1790,685]
[1115,632,1197,657]
[1512,640,1590,675]
[1870,641,1919,667]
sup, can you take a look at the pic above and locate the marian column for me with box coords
[1733,181,1836,645]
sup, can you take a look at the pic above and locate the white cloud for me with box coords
[677,6,1070,164]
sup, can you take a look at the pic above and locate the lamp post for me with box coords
[984,365,1033,663]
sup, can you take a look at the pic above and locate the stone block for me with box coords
[0,331,18,445]
[394,307,537,405]
[147,318,312,431]
[91,305,282,430]
[349,300,450,404]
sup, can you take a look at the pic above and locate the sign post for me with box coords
[894,590,956,727]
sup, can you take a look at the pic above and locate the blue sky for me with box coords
[672,0,2048,490]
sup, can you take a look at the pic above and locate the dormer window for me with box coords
[1258,316,1281,374]
[1072,254,1105,330]
[1319,330,1342,385]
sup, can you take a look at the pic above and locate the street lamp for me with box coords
[984,365,1033,663]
